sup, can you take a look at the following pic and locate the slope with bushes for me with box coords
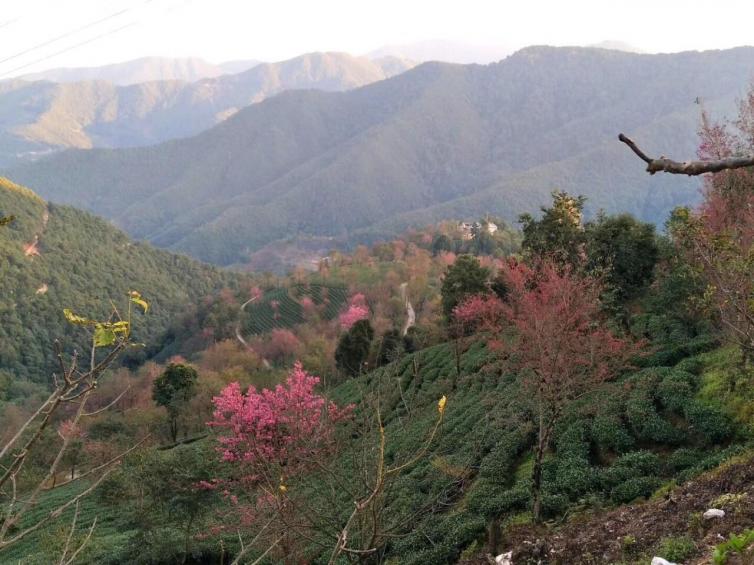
[0,177,240,389]
[6,330,744,564]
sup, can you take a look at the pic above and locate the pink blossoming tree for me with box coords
[209,362,352,561]
[339,293,369,330]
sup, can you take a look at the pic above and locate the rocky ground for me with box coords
[462,453,754,564]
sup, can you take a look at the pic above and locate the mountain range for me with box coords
[0,52,415,167]
[14,56,260,86]
[5,46,754,268]
[367,39,513,64]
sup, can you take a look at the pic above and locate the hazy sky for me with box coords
[1,0,753,76]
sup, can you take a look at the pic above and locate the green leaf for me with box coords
[93,325,116,347]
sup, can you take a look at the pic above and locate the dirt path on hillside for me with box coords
[400,282,416,336]
[23,206,49,257]
[235,295,270,367]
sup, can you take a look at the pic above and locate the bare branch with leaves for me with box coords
[0,291,149,554]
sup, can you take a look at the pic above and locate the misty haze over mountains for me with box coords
[15,56,262,85]
[5,45,754,269]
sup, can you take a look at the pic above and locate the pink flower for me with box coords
[339,294,369,330]
[209,362,352,474]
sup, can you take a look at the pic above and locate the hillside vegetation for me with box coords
[2,336,742,564]
[0,177,239,388]
[0,52,414,166]
[7,47,754,265]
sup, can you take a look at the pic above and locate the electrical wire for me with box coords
[0,21,138,78]
[0,7,132,67]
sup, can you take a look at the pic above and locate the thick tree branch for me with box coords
[618,133,754,175]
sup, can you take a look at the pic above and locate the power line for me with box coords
[0,21,138,78]
[0,18,21,31]
[0,0,197,80]
[0,7,132,67]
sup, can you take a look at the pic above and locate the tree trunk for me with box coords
[170,418,178,444]
[488,517,500,555]
[531,413,551,523]
[182,515,194,565]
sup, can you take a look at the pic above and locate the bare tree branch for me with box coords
[619,133,754,175]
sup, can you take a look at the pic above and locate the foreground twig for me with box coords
[618,133,754,175]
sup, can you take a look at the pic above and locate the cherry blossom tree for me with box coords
[209,362,353,561]
[339,293,370,330]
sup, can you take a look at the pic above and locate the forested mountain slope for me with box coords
[6,46,754,266]
[0,177,239,386]
[0,52,414,166]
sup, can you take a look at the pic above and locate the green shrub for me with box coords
[540,492,570,518]
[591,415,634,453]
[626,384,684,444]
[610,476,661,503]
[601,451,661,489]
[467,485,529,519]
[555,422,591,459]
[657,535,695,562]
[666,448,704,473]
[684,401,733,444]
[553,456,594,499]
[675,356,704,375]
[656,370,695,411]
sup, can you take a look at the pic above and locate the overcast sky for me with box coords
[1,0,753,77]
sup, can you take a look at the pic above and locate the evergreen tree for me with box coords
[152,363,199,443]
[586,213,659,304]
[335,319,375,377]
[431,234,452,256]
[519,190,587,265]
[440,254,490,317]
[377,328,403,367]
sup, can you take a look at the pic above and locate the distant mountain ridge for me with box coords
[0,52,416,167]
[367,39,513,64]
[588,40,644,53]
[15,56,260,85]
[6,46,754,268]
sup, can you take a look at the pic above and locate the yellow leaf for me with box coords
[129,290,149,313]
[438,395,447,415]
[63,308,93,326]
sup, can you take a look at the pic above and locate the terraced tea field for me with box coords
[241,283,347,335]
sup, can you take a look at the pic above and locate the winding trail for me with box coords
[235,295,271,368]
[400,282,416,336]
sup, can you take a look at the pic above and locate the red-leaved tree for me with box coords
[669,96,754,371]
[496,260,641,521]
